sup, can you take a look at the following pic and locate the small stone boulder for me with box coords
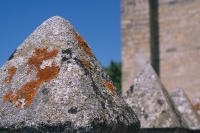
[0,16,140,133]
[171,88,200,130]
[124,63,187,130]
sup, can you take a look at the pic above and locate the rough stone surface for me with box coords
[158,0,200,101]
[171,88,200,130]
[192,97,200,119]
[0,16,140,133]
[124,63,187,129]
[121,0,200,101]
[121,0,151,95]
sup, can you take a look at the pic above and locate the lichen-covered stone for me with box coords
[124,63,187,129]
[192,97,200,119]
[171,88,200,130]
[0,16,140,133]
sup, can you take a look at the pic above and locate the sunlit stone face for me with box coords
[0,16,140,133]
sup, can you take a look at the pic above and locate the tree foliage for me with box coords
[104,61,121,92]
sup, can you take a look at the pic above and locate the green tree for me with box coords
[104,61,121,92]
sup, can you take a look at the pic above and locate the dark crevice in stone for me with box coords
[8,49,17,61]
[90,79,115,122]
[73,57,89,76]
[100,101,106,109]
[42,88,49,95]
[130,85,134,93]
[162,110,167,114]
[62,49,72,55]
[144,114,149,119]
[68,107,78,114]
[126,85,134,95]
[157,99,164,105]
[61,48,72,63]
[61,57,70,62]
[67,61,71,63]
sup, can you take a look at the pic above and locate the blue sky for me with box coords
[0,0,121,67]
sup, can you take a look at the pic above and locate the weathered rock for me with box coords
[124,63,187,130]
[0,16,140,133]
[192,97,200,119]
[171,88,200,130]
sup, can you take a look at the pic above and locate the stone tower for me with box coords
[121,0,200,100]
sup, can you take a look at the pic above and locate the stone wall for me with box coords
[121,0,200,100]
[158,0,200,99]
[121,0,150,95]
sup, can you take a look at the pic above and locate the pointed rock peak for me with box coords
[0,16,140,132]
[124,63,187,128]
[171,88,200,130]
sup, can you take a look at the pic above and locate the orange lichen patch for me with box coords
[27,47,58,70]
[36,62,59,82]
[193,103,200,119]
[3,47,59,108]
[4,78,9,83]
[2,90,13,102]
[8,66,17,76]
[74,31,94,57]
[103,80,115,94]
[81,58,91,68]
[4,66,17,83]
[193,103,200,110]
[26,70,31,76]
[185,94,200,119]
[11,80,38,107]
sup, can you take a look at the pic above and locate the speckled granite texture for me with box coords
[124,63,187,129]
[0,16,140,133]
[171,88,200,130]
[192,97,200,119]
